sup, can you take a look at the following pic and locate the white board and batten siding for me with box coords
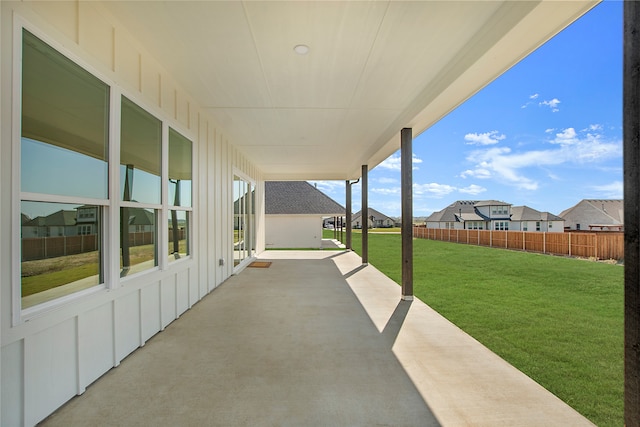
[266,215,324,249]
[0,2,263,425]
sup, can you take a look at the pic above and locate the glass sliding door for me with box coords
[233,174,254,267]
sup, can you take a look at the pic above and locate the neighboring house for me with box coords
[425,200,564,232]
[22,210,78,237]
[510,206,564,232]
[22,206,155,238]
[265,181,344,248]
[559,199,624,231]
[124,206,156,233]
[352,208,396,229]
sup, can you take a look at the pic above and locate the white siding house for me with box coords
[351,208,396,229]
[0,2,597,425]
[265,181,344,249]
[426,200,564,232]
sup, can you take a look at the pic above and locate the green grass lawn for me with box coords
[345,232,623,427]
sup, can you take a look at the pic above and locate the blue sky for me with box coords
[312,1,623,218]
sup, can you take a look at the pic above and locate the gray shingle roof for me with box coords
[23,210,77,227]
[473,200,511,207]
[352,208,395,222]
[426,200,562,223]
[425,200,485,222]
[511,206,563,221]
[560,199,624,225]
[265,181,344,215]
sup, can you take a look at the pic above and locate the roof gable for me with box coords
[265,181,344,215]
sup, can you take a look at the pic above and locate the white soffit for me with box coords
[101,1,598,180]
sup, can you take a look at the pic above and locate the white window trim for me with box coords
[232,168,256,273]
[12,16,198,324]
[165,124,195,268]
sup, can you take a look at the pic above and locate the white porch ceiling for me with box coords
[102,1,598,181]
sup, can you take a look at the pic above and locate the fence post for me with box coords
[543,232,546,254]
[523,231,526,251]
[568,233,572,257]
[595,233,599,260]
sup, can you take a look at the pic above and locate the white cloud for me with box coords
[460,127,621,191]
[460,168,492,179]
[459,184,487,195]
[377,153,423,170]
[540,98,561,112]
[413,183,457,197]
[378,156,400,170]
[591,181,623,199]
[522,93,540,108]
[552,127,579,145]
[377,177,398,184]
[307,180,343,194]
[371,187,400,195]
[585,124,603,132]
[367,177,488,201]
[464,131,505,146]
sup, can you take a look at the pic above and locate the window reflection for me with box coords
[120,97,161,205]
[21,138,108,199]
[168,128,192,208]
[168,209,189,261]
[21,201,102,309]
[120,96,161,277]
[120,207,157,276]
[21,30,109,199]
[20,29,108,309]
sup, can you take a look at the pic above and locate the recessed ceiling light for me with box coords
[294,44,310,55]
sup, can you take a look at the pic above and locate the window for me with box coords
[467,221,484,230]
[577,223,581,230]
[523,223,528,231]
[120,97,161,276]
[549,223,553,229]
[494,221,509,231]
[17,28,197,313]
[491,205,509,216]
[536,221,541,231]
[20,30,109,309]
[168,128,192,261]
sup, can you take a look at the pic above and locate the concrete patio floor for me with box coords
[40,250,594,426]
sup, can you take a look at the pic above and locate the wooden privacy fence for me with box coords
[21,231,166,262]
[413,227,624,261]
[22,235,99,262]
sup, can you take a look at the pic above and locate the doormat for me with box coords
[248,261,272,268]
